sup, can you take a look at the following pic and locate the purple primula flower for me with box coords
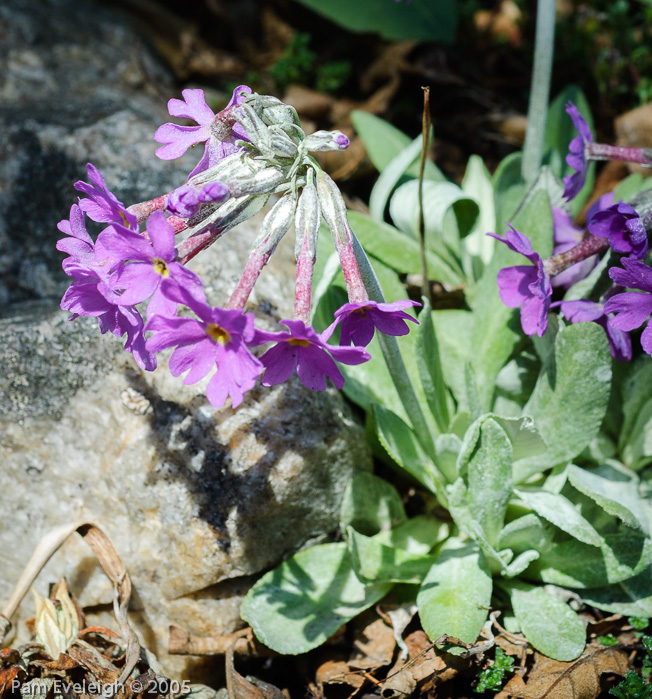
[555,299,631,361]
[145,285,262,409]
[74,163,138,230]
[57,209,156,371]
[563,102,593,201]
[96,210,203,319]
[252,319,370,391]
[166,182,230,218]
[334,299,421,347]
[588,201,648,260]
[487,226,552,337]
[604,258,652,356]
[154,86,252,179]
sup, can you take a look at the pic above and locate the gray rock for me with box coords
[0,0,372,679]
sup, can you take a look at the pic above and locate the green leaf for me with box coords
[417,538,493,645]
[373,515,448,554]
[461,154,496,266]
[510,586,585,661]
[432,309,474,410]
[389,181,480,266]
[370,134,431,222]
[339,472,406,536]
[493,152,526,228]
[613,173,652,202]
[292,0,457,43]
[351,111,411,173]
[622,396,652,471]
[241,542,391,654]
[348,211,461,286]
[503,550,540,578]
[580,567,652,618]
[515,323,612,482]
[530,533,652,588]
[416,298,452,433]
[458,417,513,548]
[568,463,649,535]
[515,488,604,547]
[499,514,553,553]
[373,403,444,496]
[347,526,437,584]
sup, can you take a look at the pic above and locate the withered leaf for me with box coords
[316,660,366,693]
[226,640,284,699]
[514,645,629,699]
[349,618,396,670]
[0,666,23,699]
[67,640,120,683]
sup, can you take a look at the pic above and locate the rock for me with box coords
[0,0,372,680]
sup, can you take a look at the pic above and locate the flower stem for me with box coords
[349,232,439,468]
[543,235,609,277]
[226,251,270,310]
[521,0,556,184]
[294,236,315,324]
[588,142,652,166]
[418,87,432,306]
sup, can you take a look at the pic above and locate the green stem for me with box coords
[521,0,556,184]
[349,233,437,463]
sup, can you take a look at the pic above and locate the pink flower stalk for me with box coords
[145,285,263,408]
[154,86,252,179]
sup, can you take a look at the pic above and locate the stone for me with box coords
[0,0,372,680]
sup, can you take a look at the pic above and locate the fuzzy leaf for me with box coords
[515,323,611,482]
[340,472,406,537]
[580,567,652,617]
[510,586,585,661]
[417,538,492,646]
[241,543,392,654]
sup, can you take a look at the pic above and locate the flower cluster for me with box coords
[490,101,652,362]
[57,87,420,408]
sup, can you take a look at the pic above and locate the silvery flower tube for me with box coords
[294,170,321,323]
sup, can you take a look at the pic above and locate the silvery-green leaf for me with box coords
[529,533,652,588]
[434,433,463,484]
[432,310,474,411]
[493,151,526,229]
[417,539,492,647]
[373,404,444,497]
[580,567,652,617]
[498,514,553,553]
[347,527,437,584]
[502,550,540,578]
[514,489,603,547]
[241,543,392,654]
[515,323,611,482]
[340,472,406,536]
[461,155,496,266]
[622,396,652,471]
[510,586,585,661]
[373,515,447,555]
[568,462,649,535]
[458,417,513,547]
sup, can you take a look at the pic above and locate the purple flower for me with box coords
[57,207,156,371]
[588,201,648,260]
[604,258,652,356]
[165,182,230,218]
[154,86,252,179]
[556,300,631,361]
[563,102,593,201]
[145,286,262,409]
[252,319,370,391]
[488,226,552,337]
[334,299,421,347]
[74,163,138,230]
[96,211,203,319]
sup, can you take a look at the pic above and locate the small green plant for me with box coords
[599,634,620,646]
[475,647,515,693]
[610,671,652,699]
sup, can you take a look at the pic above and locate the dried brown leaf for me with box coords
[67,640,120,683]
[316,660,365,693]
[226,634,284,699]
[381,662,417,699]
[514,645,629,699]
[349,618,396,670]
[496,674,527,699]
[0,666,23,699]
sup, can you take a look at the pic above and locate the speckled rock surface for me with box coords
[0,0,372,679]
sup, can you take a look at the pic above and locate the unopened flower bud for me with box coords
[228,166,287,197]
[315,168,349,245]
[295,169,321,260]
[198,181,230,204]
[268,126,299,159]
[235,103,273,152]
[305,130,350,152]
[166,186,200,217]
[251,191,297,256]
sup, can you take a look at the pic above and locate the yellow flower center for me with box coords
[288,338,311,347]
[153,257,170,277]
[206,323,232,345]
